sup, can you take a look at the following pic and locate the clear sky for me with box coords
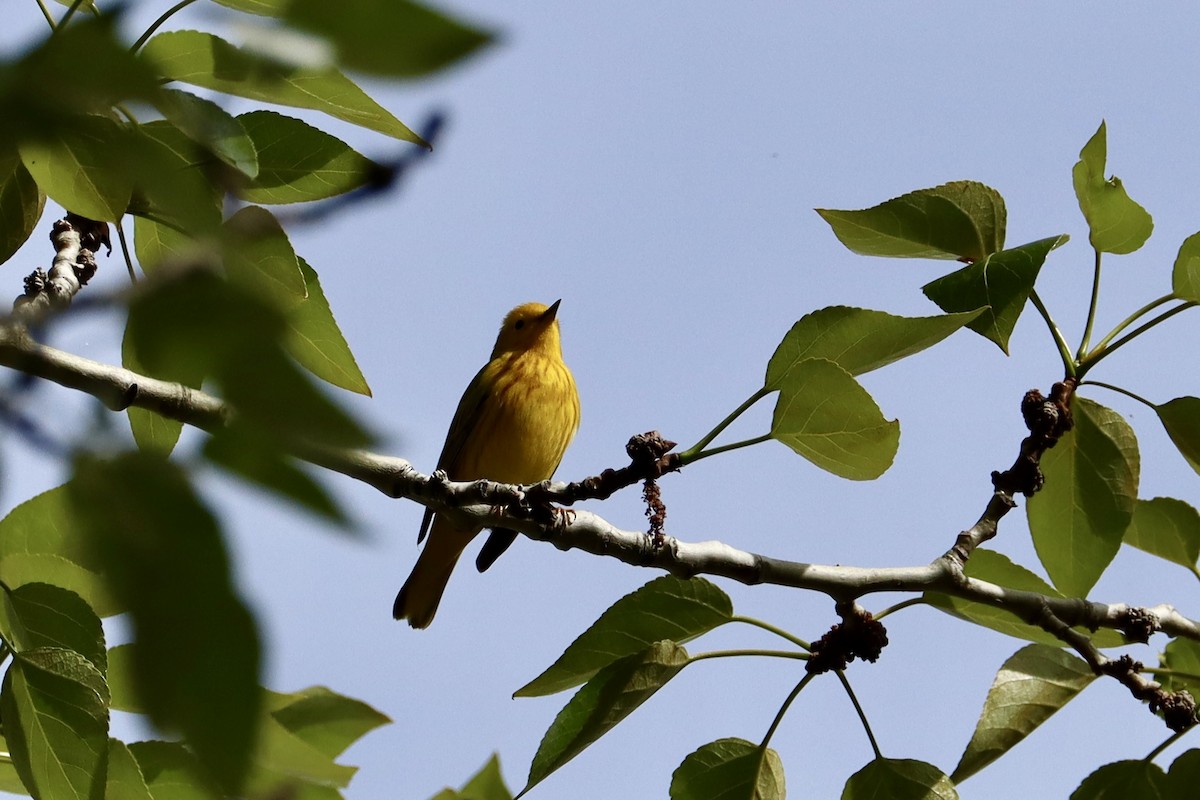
[5,2,1200,798]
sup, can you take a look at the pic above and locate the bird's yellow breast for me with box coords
[457,349,580,485]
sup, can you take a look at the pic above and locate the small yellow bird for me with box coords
[393,300,581,628]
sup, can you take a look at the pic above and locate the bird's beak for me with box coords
[541,299,562,323]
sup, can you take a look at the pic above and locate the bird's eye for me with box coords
[514,320,526,330]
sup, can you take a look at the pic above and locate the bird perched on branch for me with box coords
[393,300,581,628]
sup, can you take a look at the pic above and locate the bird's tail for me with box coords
[393,518,473,628]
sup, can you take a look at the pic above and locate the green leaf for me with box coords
[1171,232,1200,302]
[0,554,116,619]
[267,685,391,760]
[0,148,45,265]
[287,258,372,395]
[247,713,358,792]
[1070,760,1167,799]
[18,113,135,221]
[140,30,425,144]
[107,644,142,714]
[1155,397,1200,476]
[1124,497,1200,574]
[669,738,784,800]
[209,0,289,15]
[127,269,372,449]
[1166,750,1200,797]
[235,111,377,204]
[128,740,223,800]
[457,754,512,800]
[107,738,155,800]
[283,0,493,77]
[524,641,690,793]
[122,319,197,456]
[1158,638,1200,695]
[765,306,984,388]
[0,582,106,672]
[951,644,1095,783]
[1073,121,1154,255]
[1027,397,1140,596]
[203,422,348,523]
[922,235,1068,354]
[770,357,899,480]
[223,205,307,307]
[155,88,258,178]
[132,121,224,239]
[924,549,1126,648]
[0,734,27,794]
[69,454,262,795]
[0,647,109,800]
[516,575,732,697]
[0,15,160,149]
[0,484,119,616]
[842,758,957,800]
[816,181,1006,262]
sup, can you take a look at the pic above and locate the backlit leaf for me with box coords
[842,758,957,800]
[1155,397,1200,477]
[817,181,1006,262]
[1027,398,1139,596]
[1070,760,1167,799]
[0,149,44,266]
[764,306,984,388]
[1171,232,1200,302]
[771,358,898,480]
[1072,121,1153,255]
[922,235,1068,354]
[952,644,1095,783]
[140,30,424,144]
[524,641,689,793]
[516,576,731,697]
[670,738,784,800]
[1124,497,1200,574]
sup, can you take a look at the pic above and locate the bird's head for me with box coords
[491,300,564,358]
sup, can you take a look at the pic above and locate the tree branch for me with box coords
[2,325,1197,653]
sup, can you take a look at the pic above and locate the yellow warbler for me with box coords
[393,300,581,628]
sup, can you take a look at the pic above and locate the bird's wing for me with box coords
[418,361,495,543]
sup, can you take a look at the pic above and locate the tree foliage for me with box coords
[0,4,1198,800]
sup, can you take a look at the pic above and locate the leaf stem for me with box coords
[731,615,812,651]
[1076,249,1103,360]
[35,0,56,28]
[1079,301,1197,376]
[56,0,90,29]
[1144,728,1190,763]
[1088,293,1176,355]
[1076,380,1155,410]
[760,672,816,750]
[835,670,883,760]
[688,649,809,664]
[872,596,928,622]
[115,220,138,283]
[679,387,770,462]
[1142,667,1200,684]
[681,434,773,465]
[1028,290,1076,377]
[132,0,201,52]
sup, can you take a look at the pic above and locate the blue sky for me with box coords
[5,2,1200,798]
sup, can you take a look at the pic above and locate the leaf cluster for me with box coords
[0,1,490,797]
